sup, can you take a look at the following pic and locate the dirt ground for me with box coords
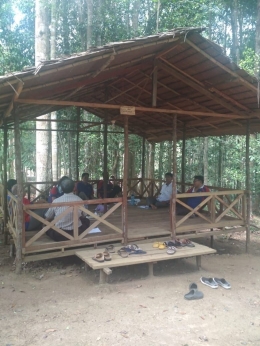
[0,231,260,346]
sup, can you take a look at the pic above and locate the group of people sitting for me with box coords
[7,172,122,241]
[6,172,208,243]
[147,173,210,215]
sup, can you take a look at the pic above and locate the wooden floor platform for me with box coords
[22,204,244,261]
[76,241,216,283]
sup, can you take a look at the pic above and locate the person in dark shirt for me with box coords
[76,173,94,200]
[97,172,122,198]
[177,175,210,215]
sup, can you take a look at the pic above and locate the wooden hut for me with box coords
[0,28,256,271]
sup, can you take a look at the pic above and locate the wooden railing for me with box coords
[23,198,123,253]
[175,189,247,235]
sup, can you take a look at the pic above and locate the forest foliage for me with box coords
[1,0,260,211]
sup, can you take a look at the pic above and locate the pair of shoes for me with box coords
[184,282,204,300]
[200,277,231,289]
[92,251,112,262]
[165,240,182,248]
[178,239,195,247]
[153,242,166,249]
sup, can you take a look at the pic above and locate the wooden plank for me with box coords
[76,242,216,270]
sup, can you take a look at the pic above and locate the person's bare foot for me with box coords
[150,204,157,210]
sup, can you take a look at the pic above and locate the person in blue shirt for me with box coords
[76,173,94,200]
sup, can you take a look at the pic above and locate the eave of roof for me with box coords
[0,27,259,141]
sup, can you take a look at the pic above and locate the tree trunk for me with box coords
[87,0,93,49]
[203,137,209,185]
[35,0,50,189]
[255,0,260,79]
[50,0,58,181]
[156,0,160,33]
[132,0,141,36]
[96,0,102,46]
[148,142,155,179]
[230,0,239,64]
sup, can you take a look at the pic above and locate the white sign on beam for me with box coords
[120,106,136,115]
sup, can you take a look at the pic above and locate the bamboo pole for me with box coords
[245,119,250,252]
[3,120,8,245]
[103,119,108,210]
[181,122,186,192]
[122,115,128,244]
[16,98,247,119]
[141,136,145,197]
[76,107,80,181]
[171,114,177,239]
[14,109,24,273]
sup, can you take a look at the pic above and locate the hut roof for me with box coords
[0,27,259,141]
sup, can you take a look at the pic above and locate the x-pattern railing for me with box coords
[176,190,246,227]
[24,198,123,248]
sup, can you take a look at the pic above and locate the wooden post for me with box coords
[245,119,250,252]
[76,107,80,181]
[141,136,145,198]
[14,110,24,274]
[3,120,8,245]
[122,115,129,244]
[171,115,177,240]
[181,122,186,192]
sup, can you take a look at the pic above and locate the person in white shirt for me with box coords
[147,173,174,210]
[45,178,90,241]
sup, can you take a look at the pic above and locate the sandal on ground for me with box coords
[200,277,218,289]
[118,249,129,258]
[103,251,112,261]
[166,246,176,255]
[189,282,198,290]
[184,289,204,300]
[105,244,115,253]
[92,253,104,262]
[213,278,231,289]
[153,242,160,248]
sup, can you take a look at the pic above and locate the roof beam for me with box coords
[15,98,247,119]
[185,38,257,94]
[3,81,24,119]
[157,58,249,116]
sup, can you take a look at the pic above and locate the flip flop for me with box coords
[213,278,231,289]
[92,253,104,262]
[189,282,198,290]
[105,244,115,253]
[167,246,176,255]
[184,289,204,300]
[200,277,218,289]
[103,251,112,261]
[117,249,129,258]
[129,249,147,255]
[158,243,166,250]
